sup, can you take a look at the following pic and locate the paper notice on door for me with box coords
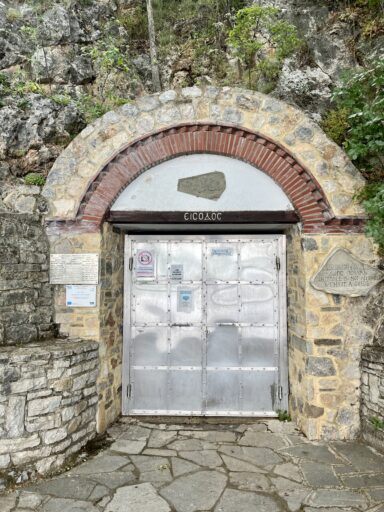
[136,250,155,278]
[177,288,194,312]
[170,264,184,282]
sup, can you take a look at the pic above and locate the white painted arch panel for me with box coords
[111,154,293,212]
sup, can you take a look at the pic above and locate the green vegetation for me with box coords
[227,5,302,89]
[358,184,384,250]
[321,108,349,146]
[51,94,72,106]
[24,173,46,186]
[6,7,23,21]
[322,59,384,252]
[135,0,248,86]
[370,416,384,431]
[332,60,384,175]
[277,410,291,422]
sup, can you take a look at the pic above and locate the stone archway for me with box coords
[43,87,379,440]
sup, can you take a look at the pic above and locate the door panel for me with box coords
[206,284,239,324]
[206,371,240,412]
[132,327,168,366]
[207,326,240,367]
[123,235,287,417]
[241,326,276,366]
[170,327,202,366]
[133,284,168,324]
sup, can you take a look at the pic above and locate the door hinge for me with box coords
[278,385,283,400]
[127,384,132,398]
[276,256,281,271]
[129,257,133,271]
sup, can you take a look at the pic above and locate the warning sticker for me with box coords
[136,250,155,278]
[170,264,184,282]
[177,288,194,312]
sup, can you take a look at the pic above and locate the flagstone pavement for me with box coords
[2,419,384,512]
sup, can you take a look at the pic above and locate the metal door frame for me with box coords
[122,234,287,416]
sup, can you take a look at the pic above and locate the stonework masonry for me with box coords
[361,286,384,452]
[0,338,98,486]
[37,87,382,441]
[0,213,56,345]
[287,229,381,440]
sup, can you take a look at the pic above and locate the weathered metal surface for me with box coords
[122,235,287,416]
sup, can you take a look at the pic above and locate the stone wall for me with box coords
[0,338,99,487]
[47,224,125,433]
[0,213,56,345]
[98,223,124,432]
[361,347,384,452]
[288,233,380,440]
[360,282,384,452]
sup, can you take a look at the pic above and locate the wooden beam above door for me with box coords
[107,210,300,224]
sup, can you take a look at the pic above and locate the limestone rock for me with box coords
[160,470,227,512]
[106,483,171,512]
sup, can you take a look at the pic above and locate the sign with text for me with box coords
[66,285,97,307]
[136,250,155,278]
[311,248,383,297]
[50,253,99,284]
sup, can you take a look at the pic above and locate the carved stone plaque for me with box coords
[177,171,226,200]
[311,248,383,297]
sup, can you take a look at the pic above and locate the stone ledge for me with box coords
[361,345,384,364]
[0,337,99,490]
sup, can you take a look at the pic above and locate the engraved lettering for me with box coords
[311,248,383,297]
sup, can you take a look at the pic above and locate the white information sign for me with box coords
[66,285,97,307]
[170,264,184,282]
[136,250,155,278]
[50,254,99,284]
[177,288,194,313]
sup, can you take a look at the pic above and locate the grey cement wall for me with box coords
[0,213,56,345]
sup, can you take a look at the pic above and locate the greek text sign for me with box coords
[50,254,99,284]
[311,248,383,297]
[184,212,223,222]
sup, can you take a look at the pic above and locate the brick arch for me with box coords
[66,123,364,234]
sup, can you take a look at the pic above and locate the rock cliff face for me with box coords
[0,0,382,211]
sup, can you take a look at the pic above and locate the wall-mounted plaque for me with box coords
[50,253,99,284]
[310,248,383,297]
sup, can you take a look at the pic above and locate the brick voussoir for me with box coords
[62,123,348,233]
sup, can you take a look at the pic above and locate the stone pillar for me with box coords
[289,233,379,440]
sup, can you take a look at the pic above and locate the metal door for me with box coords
[122,235,287,416]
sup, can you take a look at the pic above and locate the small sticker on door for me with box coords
[211,247,233,256]
[170,264,184,282]
[136,250,155,278]
[177,288,194,312]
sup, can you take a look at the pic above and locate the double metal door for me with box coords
[122,235,287,416]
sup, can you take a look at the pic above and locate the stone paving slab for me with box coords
[2,419,384,512]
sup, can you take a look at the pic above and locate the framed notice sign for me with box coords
[66,285,97,307]
[50,253,99,284]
